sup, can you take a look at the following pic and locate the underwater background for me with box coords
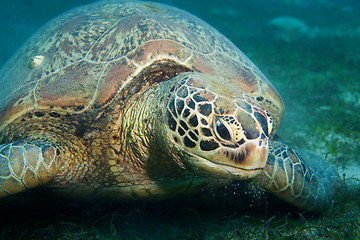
[0,0,359,239]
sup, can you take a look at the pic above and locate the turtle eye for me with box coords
[215,119,231,141]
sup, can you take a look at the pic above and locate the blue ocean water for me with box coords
[0,0,359,239]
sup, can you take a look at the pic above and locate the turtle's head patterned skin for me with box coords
[157,72,273,179]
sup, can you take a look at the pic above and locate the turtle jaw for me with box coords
[175,135,269,179]
[184,146,268,179]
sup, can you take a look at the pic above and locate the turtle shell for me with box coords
[0,0,284,134]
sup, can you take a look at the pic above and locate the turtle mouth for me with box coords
[186,151,264,179]
[179,137,268,179]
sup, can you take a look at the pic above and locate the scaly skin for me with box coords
[0,71,340,212]
[0,141,60,197]
[256,140,341,212]
[156,72,271,179]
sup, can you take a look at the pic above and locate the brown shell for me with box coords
[0,1,284,132]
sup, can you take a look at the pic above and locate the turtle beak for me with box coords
[184,141,269,179]
[190,131,269,179]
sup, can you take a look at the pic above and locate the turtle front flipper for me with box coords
[0,141,60,197]
[255,140,341,212]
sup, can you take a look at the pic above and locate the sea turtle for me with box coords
[0,0,340,212]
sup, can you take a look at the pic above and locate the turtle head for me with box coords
[157,72,273,179]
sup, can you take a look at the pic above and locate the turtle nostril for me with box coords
[215,119,231,141]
